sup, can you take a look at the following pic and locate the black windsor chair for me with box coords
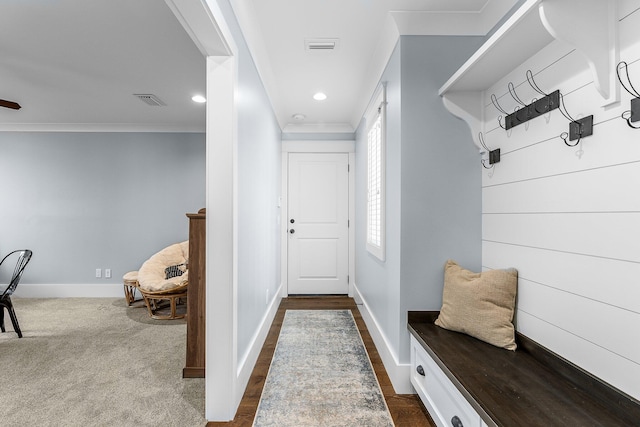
[0,249,33,338]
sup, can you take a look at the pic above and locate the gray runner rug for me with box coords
[253,309,394,427]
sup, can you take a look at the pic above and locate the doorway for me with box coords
[287,153,349,294]
[282,142,355,296]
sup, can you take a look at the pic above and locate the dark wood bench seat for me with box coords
[408,311,640,427]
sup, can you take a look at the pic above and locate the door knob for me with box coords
[451,415,463,427]
[290,219,295,223]
[290,229,295,234]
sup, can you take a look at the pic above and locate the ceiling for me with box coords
[232,0,518,133]
[0,0,517,134]
[0,0,206,132]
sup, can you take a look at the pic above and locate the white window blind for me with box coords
[366,85,385,261]
[367,114,382,246]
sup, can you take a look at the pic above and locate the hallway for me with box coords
[208,297,434,427]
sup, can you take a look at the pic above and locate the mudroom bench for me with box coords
[408,311,640,427]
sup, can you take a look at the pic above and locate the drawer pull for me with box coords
[416,365,425,376]
[451,415,463,427]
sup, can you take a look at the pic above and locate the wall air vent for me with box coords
[305,38,339,51]
[133,93,166,106]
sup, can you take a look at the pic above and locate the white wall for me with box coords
[201,0,283,419]
[481,2,640,400]
[209,0,282,378]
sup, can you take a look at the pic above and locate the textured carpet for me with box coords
[0,298,205,427]
[253,310,394,427]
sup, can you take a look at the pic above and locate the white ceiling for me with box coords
[0,0,206,132]
[232,0,518,133]
[0,0,517,133]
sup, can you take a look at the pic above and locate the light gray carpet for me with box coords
[0,298,205,427]
[253,310,394,427]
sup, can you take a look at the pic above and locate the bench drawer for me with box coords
[411,335,483,427]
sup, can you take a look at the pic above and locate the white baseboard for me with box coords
[14,283,123,298]
[353,282,414,394]
[234,282,283,413]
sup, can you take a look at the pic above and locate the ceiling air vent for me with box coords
[133,93,166,106]
[305,38,339,51]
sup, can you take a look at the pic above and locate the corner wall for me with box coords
[205,0,283,419]
[398,36,484,361]
[354,34,484,392]
[354,40,403,387]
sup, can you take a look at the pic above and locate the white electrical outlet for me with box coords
[105,269,111,278]
[95,268,102,278]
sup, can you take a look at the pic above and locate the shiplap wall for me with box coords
[480,1,640,400]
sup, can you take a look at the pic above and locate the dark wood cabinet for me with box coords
[183,208,206,378]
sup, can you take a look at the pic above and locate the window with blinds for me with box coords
[366,85,385,261]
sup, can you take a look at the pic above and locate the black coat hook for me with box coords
[526,70,548,96]
[478,133,500,169]
[560,131,580,147]
[556,92,593,146]
[491,93,508,114]
[508,82,527,106]
[616,61,640,97]
[622,109,640,129]
[616,61,640,129]
[491,94,508,129]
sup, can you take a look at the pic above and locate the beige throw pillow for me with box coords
[435,260,518,351]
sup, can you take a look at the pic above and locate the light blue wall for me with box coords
[355,34,485,366]
[0,132,205,283]
[215,0,283,362]
[397,36,484,361]
[355,40,403,357]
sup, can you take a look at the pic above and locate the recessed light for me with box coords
[292,113,306,121]
[313,92,327,101]
[192,95,206,103]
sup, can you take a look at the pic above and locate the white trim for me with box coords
[235,282,283,405]
[166,1,241,422]
[165,0,232,56]
[280,140,356,297]
[350,21,399,129]
[364,83,387,126]
[228,0,283,128]
[205,54,238,421]
[389,0,518,36]
[282,123,355,133]
[13,283,123,298]
[281,140,355,153]
[353,282,413,394]
[348,152,355,298]
[280,155,289,298]
[0,123,205,133]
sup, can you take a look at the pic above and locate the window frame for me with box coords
[365,84,386,261]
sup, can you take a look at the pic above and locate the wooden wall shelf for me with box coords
[438,0,618,150]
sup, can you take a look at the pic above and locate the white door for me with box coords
[288,153,349,294]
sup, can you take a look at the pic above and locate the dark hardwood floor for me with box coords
[207,296,435,426]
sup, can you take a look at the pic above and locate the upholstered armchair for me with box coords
[137,241,189,319]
